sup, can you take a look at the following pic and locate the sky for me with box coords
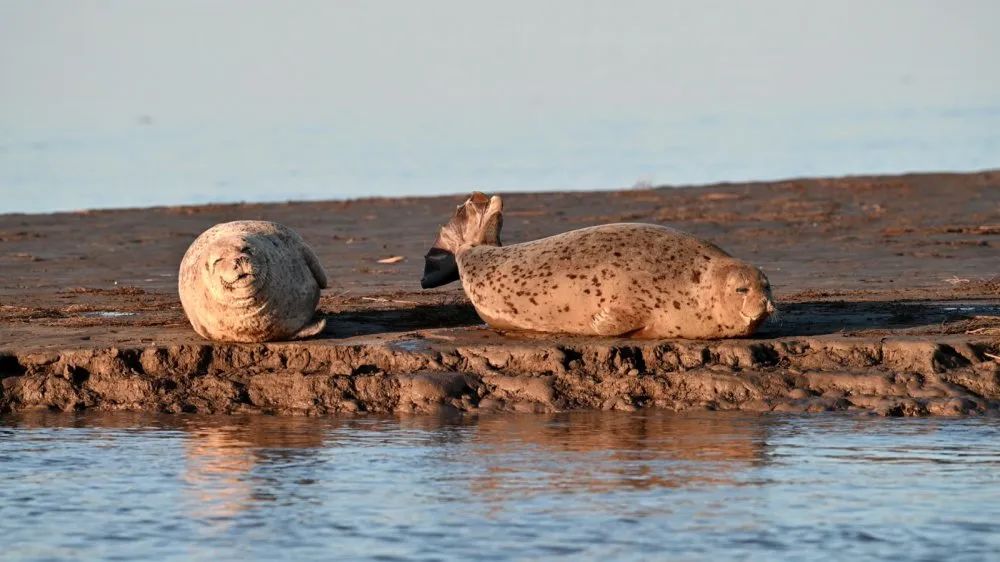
[1,0,998,212]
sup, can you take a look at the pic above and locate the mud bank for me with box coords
[3,323,1000,416]
[2,171,1000,416]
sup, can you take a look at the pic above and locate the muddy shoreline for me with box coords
[3,171,1000,416]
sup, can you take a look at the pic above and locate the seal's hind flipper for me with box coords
[421,192,503,290]
[293,317,327,340]
[421,248,459,288]
[432,192,503,255]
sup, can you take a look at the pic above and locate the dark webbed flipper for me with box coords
[421,248,459,288]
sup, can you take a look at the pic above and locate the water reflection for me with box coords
[4,410,773,510]
[2,411,999,560]
[4,412,336,527]
[179,417,326,524]
[466,412,770,499]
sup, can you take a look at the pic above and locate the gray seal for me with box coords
[178,220,327,342]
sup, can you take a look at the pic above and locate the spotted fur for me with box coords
[432,194,775,339]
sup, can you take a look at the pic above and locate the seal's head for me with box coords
[422,192,503,288]
[179,220,329,343]
[708,261,776,336]
[203,235,270,301]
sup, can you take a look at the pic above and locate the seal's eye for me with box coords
[735,287,749,294]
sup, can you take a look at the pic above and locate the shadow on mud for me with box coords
[316,299,1000,340]
[319,303,483,339]
[758,300,1000,337]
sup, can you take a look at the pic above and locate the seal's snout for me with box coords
[738,293,775,328]
[219,267,254,287]
[752,298,776,321]
[216,251,257,287]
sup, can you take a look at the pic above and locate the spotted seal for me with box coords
[421,193,774,339]
[179,220,328,342]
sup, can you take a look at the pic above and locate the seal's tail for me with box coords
[421,192,503,289]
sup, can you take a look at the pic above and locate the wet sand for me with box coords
[2,171,1000,415]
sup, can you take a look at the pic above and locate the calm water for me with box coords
[2,105,999,214]
[2,411,999,561]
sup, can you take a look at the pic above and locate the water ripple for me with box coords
[1,411,999,561]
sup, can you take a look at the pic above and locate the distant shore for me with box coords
[2,171,999,416]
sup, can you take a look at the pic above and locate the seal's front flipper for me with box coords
[293,317,327,339]
[421,248,459,288]
[302,245,329,289]
[589,307,643,337]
